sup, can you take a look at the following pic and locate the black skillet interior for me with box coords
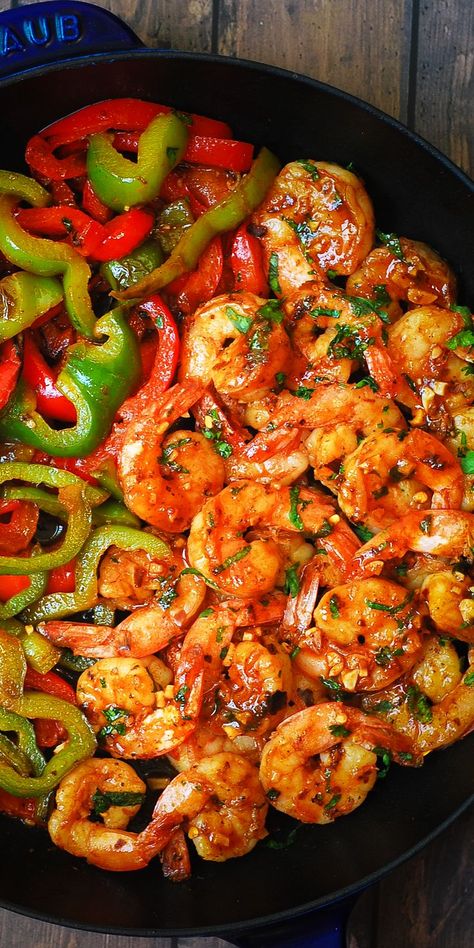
[0,51,473,937]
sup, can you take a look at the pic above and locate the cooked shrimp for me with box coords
[386,305,474,419]
[295,577,423,692]
[40,546,205,658]
[253,160,375,293]
[76,652,203,759]
[421,570,474,643]
[362,643,474,755]
[337,429,464,532]
[350,510,474,578]
[168,718,264,772]
[179,292,291,403]
[215,633,293,737]
[140,753,268,862]
[346,238,457,313]
[239,384,406,492]
[259,702,417,823]
[188,480,360,598]
[48,759,149,871]
[118,382,225,532]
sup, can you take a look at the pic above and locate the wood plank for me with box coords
[415,0,473,175]
[14,0,214,52]
[217,0,413,122]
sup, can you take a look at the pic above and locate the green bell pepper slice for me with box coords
[101,238,164,292]
[0,170,50,208]
[0,628,26,708]
[0,308,141,456]
[87,112,188,212]
[0,570,47,620]
[23,525,171,623]
[116,147,281,302]
[156,198,194,255]
[2,617,61,674]
[0,707,46,780]
[0,194,96,338]
[92,498,141,529]
[0,271,63,342]
[0,462,108,507]
[0,694,95,797]
[0,485,91,576]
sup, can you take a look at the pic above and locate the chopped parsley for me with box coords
[373,745,391,779]
[289,486,305,530]
[201,407,233,459]
[372,699,394,714]
[354,376,379,392]
[158,583,178,610]
[327,323,371,360]
[98,706,129,742]
[284,564,300,598]
[285,217,317,248]
[214,546,250,574]
[199,608,214,618]
[329,723,351,738]
[465,672,474,687]
[324,793,341,811]
[295,385,315,400]
[226,305,253,334]
[460,451,474,475]
[159,437,192,474]
[265,825,301,850]
[374,645,404,667]
[376,230,404,260]
[296,159,319,180]
[310,306,341,319]
[180,566,221,593]
[258,298,284,323]
[349,294,390,324]
[352,523,374,543]
[329,595,340,618]
[268,252,282,295]
[406,684,432,723]
[91,790,145,819]
[275,371,286,386]
[290,645,301,660]
[320,676,342,692]
[366,591,413,616]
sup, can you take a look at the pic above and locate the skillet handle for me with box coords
[227,897,356,948]
[0,0,143,79]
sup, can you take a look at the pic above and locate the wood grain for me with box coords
[217,0,413,122]
[415,0,473,174]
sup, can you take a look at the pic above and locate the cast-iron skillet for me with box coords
[0,3,472,945]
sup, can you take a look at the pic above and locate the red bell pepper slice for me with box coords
[167,236,223,315]
[41,98,232,146]
[45,559,76,594]
[17,206,103,258]
[26,134,87,181]
[119,296,180,420]
[50,180,77,206]
[25,668,76,750]
[82,179,113,223]
[0,502,39,555]
[230,224,268,295]
[0,339,21,411]
[185,136,254,172]
[114,131,254,173]
[0,573,30,601]
[22,335,77,424]
[91,207,154,263]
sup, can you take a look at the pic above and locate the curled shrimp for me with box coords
[295,577,423,692]
[39,546,205,658]
[48,758,150,871]
[363,641,474,755]
[350,510,474,578]
[76,651,203,759]
[259,701,418,823]
[253,160,375,294]
[118,382,225,532]
[188,480,360,598]
[141,753,268,862]
[337,428,464,532]
[346,238,457,314]
[179,292,291,403]
[215,632,293,738]
[421,570,474,643]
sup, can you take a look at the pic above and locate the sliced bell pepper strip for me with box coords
[0,195,96,339]
[101,239,164,292]
[167,236,223,315]
[0,707,46,779]
[185,136,254,172]
[26,134,86,181]
[87,112,188,213]
[0,694,96,797]
[42,98,232,146]
[16,206,103,258]
[115,147,281,301]
[45,559,76,594]
[156,198,194,255]
[25,667,76,704]
[0,338,21,410]
[82,179,113,223]
[92,498,141,528]
[0,485,91,576]
[91,207,154,262]
[0,462,107,508]
[0,170,50,208]
[230,223,268,295]
[0,575,30,600]
[22,335,77,424]
[3,616,61,675]
[0,501,38,555]
[0,570,46,620]
[0,628,26,708]
[0,272,64,343]
[118,295,179,417]
[0,308,141,456]
[22,525,171,624]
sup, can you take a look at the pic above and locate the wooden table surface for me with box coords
[0,0,472,945]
